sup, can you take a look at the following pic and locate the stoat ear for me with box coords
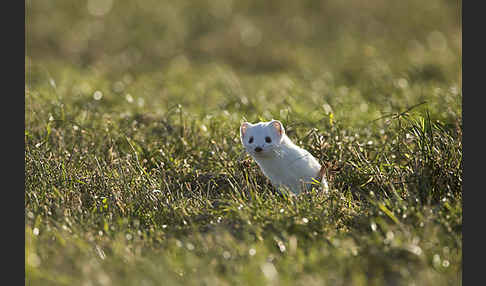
[271,120,285,136]
[240,122,251,141]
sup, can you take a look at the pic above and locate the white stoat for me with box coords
[240,119,328,195]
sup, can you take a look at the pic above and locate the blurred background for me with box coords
[26,0,461,125]
[27,0,460,77]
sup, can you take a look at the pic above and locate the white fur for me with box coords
[240,120,329,195]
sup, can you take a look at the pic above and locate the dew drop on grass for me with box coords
[49,78,57,89]
[408,245,422,256]
[93,90,103,100]
[433,254,441,267]
[241,96,249,105]
[396,78,408,89]
[370,222,377,231]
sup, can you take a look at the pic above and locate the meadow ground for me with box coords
[26,1,462,285]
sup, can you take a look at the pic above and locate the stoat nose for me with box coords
[254,147,262,152]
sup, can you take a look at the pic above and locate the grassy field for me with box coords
[26,0,462,285]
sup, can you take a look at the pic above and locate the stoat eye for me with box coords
[265,136,272,143]
[248,136,254,144]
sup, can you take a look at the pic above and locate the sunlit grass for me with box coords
[25,69,462,284]
[26,0,461,285]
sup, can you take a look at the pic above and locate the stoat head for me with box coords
[240,119,285,157]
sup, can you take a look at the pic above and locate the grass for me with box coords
[26,0,461,285]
